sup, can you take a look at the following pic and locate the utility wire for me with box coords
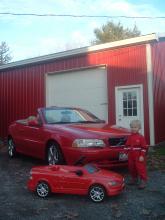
[0,12,165,19]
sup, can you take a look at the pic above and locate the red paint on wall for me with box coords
[86,45,149,143]
[0,44,150,143]
[152,41,165,143]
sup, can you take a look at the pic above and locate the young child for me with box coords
[125,120,148,189]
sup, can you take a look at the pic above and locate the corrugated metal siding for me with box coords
[105,45,150,143]
[0,66,45,138]
[152,41,165,143]
[0,44,149,142]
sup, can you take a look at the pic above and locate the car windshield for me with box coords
[84,164,100,174]
[43,108,103,124]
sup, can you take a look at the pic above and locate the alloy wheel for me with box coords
[8,138,15,158]
[47,144,60,165]
[36,182,50,198]
[89,185,105,202]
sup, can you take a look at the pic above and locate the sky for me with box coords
[0,0,165,62]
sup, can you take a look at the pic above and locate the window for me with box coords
[123,91,137,116]
[43,108,102,124]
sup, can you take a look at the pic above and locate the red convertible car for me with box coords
[27,163,125,202]
[8,107,129,166]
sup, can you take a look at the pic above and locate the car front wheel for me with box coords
[8,138,16,158]
[47,142,64,165]
[89,185,106,203]
[36,182,50,198]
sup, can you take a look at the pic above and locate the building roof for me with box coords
[0,33,164,70]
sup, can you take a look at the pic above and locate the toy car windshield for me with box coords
[84,164,100,174]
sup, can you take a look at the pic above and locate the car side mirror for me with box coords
[75,170,83,176]
[28,119,40,127]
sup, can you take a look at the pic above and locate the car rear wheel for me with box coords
[8,138,16,158]
[47,142,64,165]
[89,185,106,202]
[36,182,50,198]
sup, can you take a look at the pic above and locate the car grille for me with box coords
[108,137,127,146]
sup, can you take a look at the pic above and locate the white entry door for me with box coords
[115,85,144,134]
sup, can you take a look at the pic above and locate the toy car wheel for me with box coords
[89,185,106,202]
[47,142,64,165]
[36,182,50,198]
[8,138,16,158]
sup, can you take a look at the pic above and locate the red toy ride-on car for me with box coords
[27,163,125,203]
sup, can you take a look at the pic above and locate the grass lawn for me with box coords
[147,145,165,171]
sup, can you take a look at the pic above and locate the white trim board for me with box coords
[146,44,155,145]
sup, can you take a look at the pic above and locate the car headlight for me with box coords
[72,139,105,148]
[108,181,118,186]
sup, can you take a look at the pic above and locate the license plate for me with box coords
[119,153,128,161]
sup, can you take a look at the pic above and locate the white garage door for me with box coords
[46,67,108,121]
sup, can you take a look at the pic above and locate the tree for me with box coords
[92,21,141,45]
[0,41,12,65]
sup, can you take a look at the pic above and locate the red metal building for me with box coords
[0,33,165,145]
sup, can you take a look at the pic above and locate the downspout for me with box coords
[146,43,155,145]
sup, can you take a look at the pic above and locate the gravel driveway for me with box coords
[0,146,165,220]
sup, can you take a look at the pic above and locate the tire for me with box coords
[36,182,50,198]
[88,185,106,203]
[8,138,16,158]
[46,142,64,165]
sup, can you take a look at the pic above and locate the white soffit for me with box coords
[0,33,162,70]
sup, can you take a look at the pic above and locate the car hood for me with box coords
[94,169,124,181]
[46,123,130,138]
